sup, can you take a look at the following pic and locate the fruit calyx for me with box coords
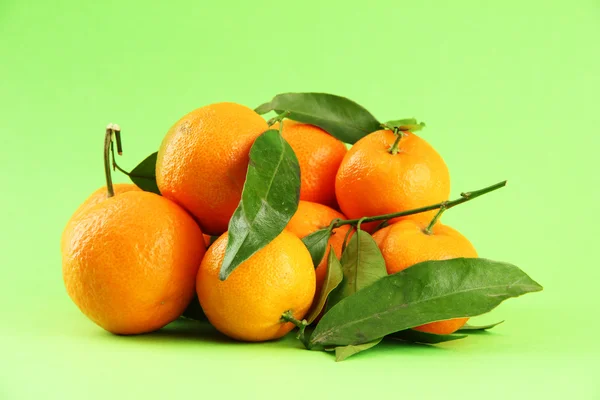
[388,128,405,155]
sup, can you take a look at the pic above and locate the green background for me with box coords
[1,0,598,398]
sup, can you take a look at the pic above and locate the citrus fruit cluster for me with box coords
[61,92,541,361]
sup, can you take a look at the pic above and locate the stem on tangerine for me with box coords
[424,203,447,235]
[280,310,310,349]
[388,127,403,155]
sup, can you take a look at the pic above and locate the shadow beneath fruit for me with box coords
[101,318,307,350]
[133,319,231,344]
[97,319,465,358]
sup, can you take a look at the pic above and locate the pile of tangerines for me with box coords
[61,94,539,360]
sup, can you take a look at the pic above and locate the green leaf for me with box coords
[309,258,543,348]
[383,118,426,132]
[326,230,387,310]
[208,235,219,246]
[389,329,467,344]
[305,248,344,324]
[334,338,383,362]
[180,295,207,321]
[458,321,504,331]
[129,152,160,194]
[254,102,274,115]
[255,92,381,144]
[301,228,332,268]
[219,130,300,280]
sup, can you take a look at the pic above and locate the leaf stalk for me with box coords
[267,110,291,127]
[424,203,447,234]
[280,310,310,349]
[332,180,507,229]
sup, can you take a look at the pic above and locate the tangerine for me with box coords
[274,120,347,208]
[335,130,450,231]
[196,230,315,342]
[286,200,350,296]
[372,218,476,334]
[62,191,205,334]
[156,103,268,235]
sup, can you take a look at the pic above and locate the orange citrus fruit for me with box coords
[285,200,350,296]
[372,219,477,334]
[273,120,347,208]
[335,130,450,231]
[70,183,140,220]
[197,230,315,342]
[62,191,206,334]
[156,102,268,235]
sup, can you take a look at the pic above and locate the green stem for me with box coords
[112,157,131,176]
[424,203,447,234]
[109,133,149,181]
[111,156,151,181]
[268,110,291,128]
[374,219,390,231]
[328,219,341,231]
[356,217,368,232]
[104,125,115,197]
[388,128,403,155]
[333,180,507,228]
[110,142,131,176]
[341,225,354,253]
[280,310,310,349]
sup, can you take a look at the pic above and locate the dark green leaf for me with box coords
[310,258,542,348]
[389,329,467,344]
[458,321,504,331]
[306,248,344,324]
[220,130,300,280]
[180,295,207,321]
[255,92,381,144]
[301,228,332,268]
[334,338,382,362]
[383,118,426,132]
[326,230,387,310]
[254,102,274,115]
[129,152,160,194]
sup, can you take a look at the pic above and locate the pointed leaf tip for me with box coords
[326,230,387,311]
[305,248,344,324]
[254,102,272,115]
[458,320,505,331]
[334,338,382,362]
[302,228,332,268]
